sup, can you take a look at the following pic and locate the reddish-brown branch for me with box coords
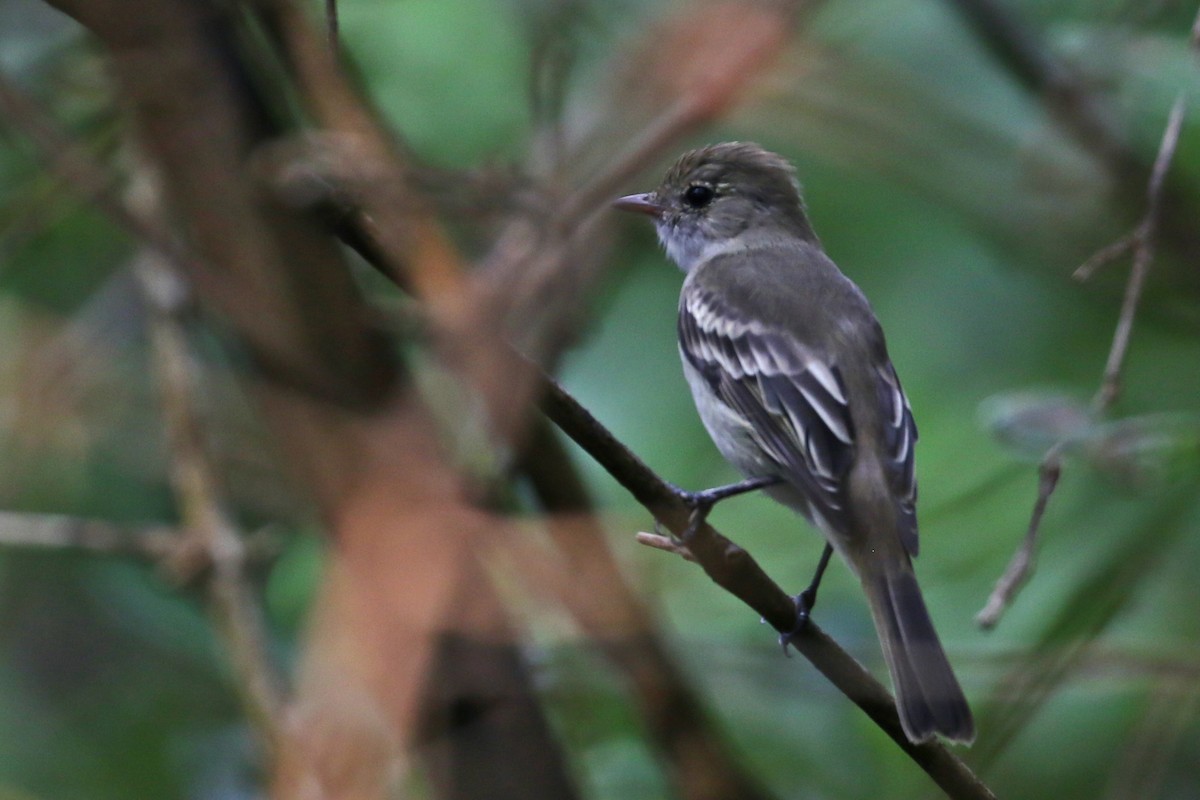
[35,3,494,796]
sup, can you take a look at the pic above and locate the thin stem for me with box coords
[133,244,286,759]
[0,512,178,557]
[976,444,1063,629]
[0,511,282,565]
[1093,91,1187,413]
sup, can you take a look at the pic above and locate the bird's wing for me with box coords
[679,284,856,530]
[679,284,919,555]
[876,361,919,556]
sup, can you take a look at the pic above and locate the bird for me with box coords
[613,142,974,745]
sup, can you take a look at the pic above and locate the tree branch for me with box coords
[517,417,777,800]
[537,376,995,800]
[258,5,795,787]
[975,442,1062,629]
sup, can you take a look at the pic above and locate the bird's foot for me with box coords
[669,476,782,543]
[779,543,832,655]
[778,586,819,656]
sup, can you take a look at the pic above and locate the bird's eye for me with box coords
[683,184,715,209]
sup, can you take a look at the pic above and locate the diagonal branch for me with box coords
[518,417,778,799]
[256,6,794,789]
[537,376,995,800]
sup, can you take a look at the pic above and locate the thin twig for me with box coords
[978,18,1195,627]
[0,511,178,558]
[635,530,699,562]
[538,375,995,800]
[1090,91,1187,412]
[0,510,283,565]
[1071,234,1133,282]
[131,238,286,760]
[975,443,1062,629]
[972,494,1194,767]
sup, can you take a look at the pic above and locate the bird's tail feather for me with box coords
[863,565,975,745]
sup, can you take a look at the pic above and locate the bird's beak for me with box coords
[613,193,664,218]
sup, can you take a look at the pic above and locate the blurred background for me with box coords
[1,0,1199,798]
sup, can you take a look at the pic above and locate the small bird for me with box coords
[614,142,974,745]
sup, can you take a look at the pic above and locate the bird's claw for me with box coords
[777,590,818,656]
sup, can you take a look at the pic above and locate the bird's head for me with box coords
[614,142,815,271]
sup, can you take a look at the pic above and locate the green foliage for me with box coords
[339,0,530,165]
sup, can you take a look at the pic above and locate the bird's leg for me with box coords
[780,543,834,653]
[795,542,833,618]
[673,475,781,542]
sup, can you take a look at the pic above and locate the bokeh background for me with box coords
[1,0,1199,798]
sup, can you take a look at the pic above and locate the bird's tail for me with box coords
[861,562,975,745]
